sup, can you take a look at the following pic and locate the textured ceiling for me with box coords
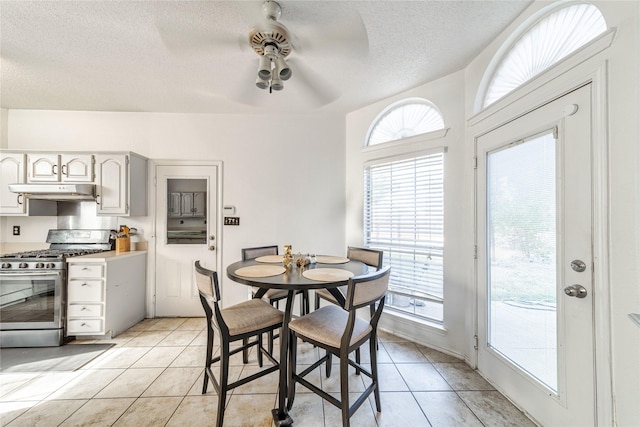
[0,1,531,115]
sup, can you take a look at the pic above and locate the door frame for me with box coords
[148,159,224,318]
[469,62,612,425]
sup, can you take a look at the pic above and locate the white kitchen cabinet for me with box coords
[0,152,27,214]
[66,251,146,338]
[169,191,206,217]
[0,151,56,216]
[26,153,93,183]
[94,152,147,216]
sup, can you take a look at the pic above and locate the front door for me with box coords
[155,164,218,316]
[476,84,594,426]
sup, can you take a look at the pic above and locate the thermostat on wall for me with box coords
[223,205,236,215]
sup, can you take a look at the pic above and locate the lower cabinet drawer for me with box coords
[68,304,103,317]
[68,264,104,278]
[68,319,103,334]
[68,280,104,302]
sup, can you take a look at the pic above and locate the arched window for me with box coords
[481,3,606,109]
[366,98,445,146]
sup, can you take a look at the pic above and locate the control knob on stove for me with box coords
[19,262,28,268]
[36,262,45,269]
[46,263,56,269]
[1,263,10,269]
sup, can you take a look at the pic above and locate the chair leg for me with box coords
[217,341,230,427]
[340,348,351,427]
[325,350,333,377]
[242,338,249,364]
[268,330,274,356]
[355,348,361,375]
[287,331,298,410]
[370,336,381,412]
[314,292,320,311]
[203,326,214,394]
[302,290,310,315]
[257,334,264,367]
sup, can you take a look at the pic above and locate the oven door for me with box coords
[0,270,66,347]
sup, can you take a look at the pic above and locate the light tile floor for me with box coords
[0,318,536,426]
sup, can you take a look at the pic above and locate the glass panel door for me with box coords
[486,130,558,391]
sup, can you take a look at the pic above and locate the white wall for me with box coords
[2,111,348,308]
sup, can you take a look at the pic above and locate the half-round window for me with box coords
[366,98,445,146]
[481,3,606,109]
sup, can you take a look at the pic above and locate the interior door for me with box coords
[155,165,218,316]
[476,84,594,426]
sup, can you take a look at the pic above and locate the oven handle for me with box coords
[0,271,62,277]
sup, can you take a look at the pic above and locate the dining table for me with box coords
[226,255,371,426]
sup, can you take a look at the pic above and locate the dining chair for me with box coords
[242,245,310,354]
[287,266,391,427]
[313,246,384,375]
[194,261,283,427]
[313,246,384,310]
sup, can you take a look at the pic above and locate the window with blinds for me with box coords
[364,150,445,322]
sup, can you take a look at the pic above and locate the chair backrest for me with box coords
[195,261,228,334]
[242,245,279,261]
[344,265,390,311]
[347,246,384,270]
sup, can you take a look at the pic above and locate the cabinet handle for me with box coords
[52,164,58,175]
[81,307,87,311]
[81,323,87,327]
[17,194,23,205]
[95,194,100,205]
[81,282,88,286]
[61,164,67,176]
[82,267,89,270]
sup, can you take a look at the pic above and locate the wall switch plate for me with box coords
[12,226,20,235]
[224,217,240,226]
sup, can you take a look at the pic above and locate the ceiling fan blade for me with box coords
[152,1,258,57]
[285,57,341,108]
[282,3,369,60]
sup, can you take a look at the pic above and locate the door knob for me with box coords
[208,246,215,251]
[564,284,587,298]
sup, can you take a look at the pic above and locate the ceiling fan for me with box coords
[249,1,293,92]
[155,1,369,108]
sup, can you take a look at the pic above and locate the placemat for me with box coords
[255,255,284,263]
[316,255,350,264]
[235,265,286,278]
[303,268,354,282]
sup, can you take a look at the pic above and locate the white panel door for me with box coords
[476,84,594,426]
[155,165,218,316]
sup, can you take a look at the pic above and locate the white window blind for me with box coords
[364,150,445,313]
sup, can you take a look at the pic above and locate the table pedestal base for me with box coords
[272,408,293,426]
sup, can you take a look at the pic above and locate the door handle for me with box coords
[209,246,215,251]
[564,284,587,298]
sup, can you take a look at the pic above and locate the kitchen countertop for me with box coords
[66,250,147,262]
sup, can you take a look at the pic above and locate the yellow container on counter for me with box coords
[116,237,130,253]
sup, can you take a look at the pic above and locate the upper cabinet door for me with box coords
[95,154,128,215]
[0,152,27,214]
[61,154,94,182]
[27,153,93,182]
[27,154,59,182]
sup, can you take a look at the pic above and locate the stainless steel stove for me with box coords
[0,229,114,347]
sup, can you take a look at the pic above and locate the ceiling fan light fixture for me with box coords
[271,75,284,91]
[256,75,269,90]
[274,56,291,80]
[257,55,272,80]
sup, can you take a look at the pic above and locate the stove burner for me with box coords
[1,249,108,259]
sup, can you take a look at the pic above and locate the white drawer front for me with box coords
[68,319,103,334]
[68,304,103,317]
[68,264,104,278]
[68,280,104,302]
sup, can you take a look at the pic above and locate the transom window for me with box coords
[366,98,445,146]
[482,3,606,108]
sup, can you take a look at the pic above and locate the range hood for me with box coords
[8,183,96,200]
